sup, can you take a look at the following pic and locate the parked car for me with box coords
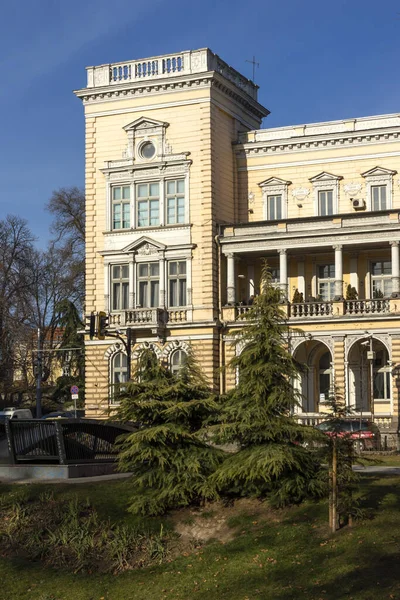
[41,411,76,419]
[315,419,380,450]
[0,407,33,420]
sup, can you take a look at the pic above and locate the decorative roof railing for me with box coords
[85,48,258,99]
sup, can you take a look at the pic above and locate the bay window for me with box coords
[111,264,129,311]
[112,186,130,229]
[137,262,160,307]
[168,261,187,306]
[166,179,185,224]
[137,182,160,227]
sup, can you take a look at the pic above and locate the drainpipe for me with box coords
[215,229,225,395]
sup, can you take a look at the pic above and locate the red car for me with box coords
[315,419,381,450]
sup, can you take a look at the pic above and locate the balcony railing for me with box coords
[225,297,392,323]
[291,302,333,319]
[84,49,257,99]
[108,307,189,329]
[344,299,390,315]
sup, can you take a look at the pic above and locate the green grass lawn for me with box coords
[2,475,400,600]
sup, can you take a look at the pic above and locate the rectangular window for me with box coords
[168,261,187,306]
[136,182,160,227]
[372,185,387,211]
[371,260,392,297]
[317,264,335,301]
[166,179,185,224]
[270,266,280,287]
[267,195,282,220]
[111,264,129,311]
[112,186,130,229]
[137,262,159,307]
[318,190,333,216]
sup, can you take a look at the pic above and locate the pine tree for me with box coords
[209,264,324,507]
[114,348,224,516]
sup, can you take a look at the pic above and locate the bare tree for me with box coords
[0,215,36,401]
[46,187,85,309]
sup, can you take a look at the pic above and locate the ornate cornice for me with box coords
[75,72,268,121]
[236,128,400,157]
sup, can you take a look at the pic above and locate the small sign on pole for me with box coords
[70,386,79,418]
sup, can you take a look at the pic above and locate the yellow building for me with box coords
[75,49,400,443]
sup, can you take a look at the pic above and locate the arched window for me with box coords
[170,349,187,375]
[373,348,391,401]
[319,351,332,402]
[110,352,128,403]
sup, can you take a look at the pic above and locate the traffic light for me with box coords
[89,312,96,340]
[97,311,109,340]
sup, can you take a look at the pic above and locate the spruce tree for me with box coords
[114,349,224,516]
[209,264,324,507]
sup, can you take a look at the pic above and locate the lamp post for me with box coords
[392,364,400,451]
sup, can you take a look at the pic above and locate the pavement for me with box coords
[2,472,133,485]
[353,465,400,474]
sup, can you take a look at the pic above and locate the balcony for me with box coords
[222,297,396,324]
[108,308,189,330]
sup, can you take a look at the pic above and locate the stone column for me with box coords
[349,253,358,297]
[297,256,305,298]
[334,244,343,300]
[391,241,400,297]
[227,253,236,305]
[279,249,288,299]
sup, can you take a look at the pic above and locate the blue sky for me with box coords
[1,0,400,246]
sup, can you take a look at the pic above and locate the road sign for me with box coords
[71,393,79,400]
[70,385,79,395]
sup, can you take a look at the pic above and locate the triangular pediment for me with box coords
[258,177,292,187]
[309,171,343,183]
[123,116,169,132]
[361,166,397,178]
[122,236,166,255]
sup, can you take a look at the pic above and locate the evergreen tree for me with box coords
[114,349,224,516]
[209,264,324,507]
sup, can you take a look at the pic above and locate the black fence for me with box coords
[5,419,137,465]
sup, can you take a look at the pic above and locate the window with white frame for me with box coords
[137,262,159,307]
[372,185,387,211]
[362,166,397,212]
[111,264,129,311]
[170,349,187,375]
[112,186,130,229]
[317,264,335,301]
[110,352,128,403]
[259,177,290,221]
[166,179,185,224]
[266,195,282,220]
[318,351,332,402]
[168,261,187,306]
[371,260,392,297]
[310,172,342,217]
[373,348,391,401]
[318,190,333,216]
[136,182,160,227]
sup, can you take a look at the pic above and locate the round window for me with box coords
[140,141,156,160]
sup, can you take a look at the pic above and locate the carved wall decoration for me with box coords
[137,243,159,256]
[291,187,310,201]
[343,182,362,196]
[162,340,191,362]
[132,341,162,360]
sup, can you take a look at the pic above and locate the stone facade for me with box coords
[75,48,400,439]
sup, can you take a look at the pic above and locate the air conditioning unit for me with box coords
[351,198,366,210]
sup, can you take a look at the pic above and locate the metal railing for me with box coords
[5,419,136,465]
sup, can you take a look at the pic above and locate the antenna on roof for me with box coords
[245,56,259,83]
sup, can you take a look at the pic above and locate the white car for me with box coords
[0,407,33,420]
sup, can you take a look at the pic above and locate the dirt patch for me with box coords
[169,498,283,548]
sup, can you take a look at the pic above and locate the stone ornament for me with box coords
[343,183,362,196]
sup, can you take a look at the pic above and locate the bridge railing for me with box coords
[5,419,137,465]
